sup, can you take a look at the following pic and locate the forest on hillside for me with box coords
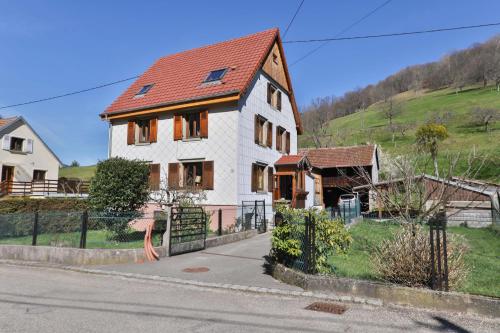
[301,34,500,134]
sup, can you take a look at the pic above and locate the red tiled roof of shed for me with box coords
[274,155,306,166]
[299,145,377,168]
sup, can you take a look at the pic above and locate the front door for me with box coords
[1,166,15,193]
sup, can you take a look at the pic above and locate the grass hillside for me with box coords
[59,165,97,181]
[299,86,500,182]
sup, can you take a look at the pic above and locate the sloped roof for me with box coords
[0,117,17,130]
[299,145,377,168]
[274,154,306,166]
[101,28,301,132]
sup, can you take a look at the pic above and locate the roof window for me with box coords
[204,68,227,83]
[136,84,154,96]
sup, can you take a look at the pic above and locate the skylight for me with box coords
[204,68,227,83]
[136,84,154,96]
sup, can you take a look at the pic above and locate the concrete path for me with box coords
[2,264,498,333]
[91,232,302,291]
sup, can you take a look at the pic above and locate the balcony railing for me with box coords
[0,179,90,198]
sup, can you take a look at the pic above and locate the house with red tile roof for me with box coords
[101,28,314,224]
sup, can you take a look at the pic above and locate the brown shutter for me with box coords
[174,115,183,140]
[149,163,160,190]
[200,110,208,138]
[267,83,272,104]
[251,164,257,192]
[254,115,259,144]
[202,161,214,190]
[286,131,291,154]
[267,167,273,192]
[266,122,273,148]
[127,121,135,145]
[149,118,158,143]
[276,128,282,151]
[277,91,282,111]
[168,163,179,189]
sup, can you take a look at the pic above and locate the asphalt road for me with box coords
[0,264,498,333]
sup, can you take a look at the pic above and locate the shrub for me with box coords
[88,158,150,236]
[0,197,88,213]
[372,224,468,289]
[271,206,352,274]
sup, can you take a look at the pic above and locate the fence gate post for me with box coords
[429,211,448,291]
[32,211,39,246]
[80,210,88,249]
[262,201,266,232]
[218,208,222,236]
[254,200,258,230]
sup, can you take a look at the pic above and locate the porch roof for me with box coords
[274,155,306,166]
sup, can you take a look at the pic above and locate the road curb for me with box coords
[0,259,382,307]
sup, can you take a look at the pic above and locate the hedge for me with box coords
[0,198,88,213]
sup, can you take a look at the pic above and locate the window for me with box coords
[254,115,272,147]
[267,83,282,110]
[272,53,279,65]
[174,110,208,140]
[137,119,151,143]
[251,163,266,192]
[276,127,285,152]
[136,84,153,96]
[168,161,213,190]
[10,137,24,152]
[33,170,46,181]
[204,68,227,83]
[185,112,200,138]
[149,164,160,191]
[127,118,157,145]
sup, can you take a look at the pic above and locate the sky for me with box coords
[1,0,500,165]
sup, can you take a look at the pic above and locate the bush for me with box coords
[271,206,352,274]
[0,197,88,213]
[372,224,468,289]
[88,158,150,236]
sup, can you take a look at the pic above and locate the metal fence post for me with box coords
[218,208,222,236]
[310,212,316,274]
[254,200,258,230]
[79,210,88,249]
[304,213,310,273]
[262,201,266,232]
[32,211,39,246]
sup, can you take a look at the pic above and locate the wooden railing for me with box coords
[0,179,90,198]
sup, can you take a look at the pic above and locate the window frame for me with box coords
[33,170,46,182]
[252,163,266,193]
[136,119,151,144]
[135,84,154,96]
[267,83,282,111]
[183,112,201,139]
[182,162,203,189]
[10,137,24,152]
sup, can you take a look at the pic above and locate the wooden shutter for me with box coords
[277,91,282,111]
[173,115,183,140]
[202,161,214,190]
[149,164,160,191]
[267,83,272,104]
[267,167,273,192]
[200,110,208,138]
[276,128,282,152]
[149,118,158,143]
[127,121,135,145]
[286,131,291,154]
[251,164,257,192]
[254,115,259,144]
[266,122,273,148]
[168,163,179,189]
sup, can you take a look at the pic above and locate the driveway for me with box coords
[91,232,302,291]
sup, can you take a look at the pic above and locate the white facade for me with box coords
[109,70,298,207]
[0,118,61,182]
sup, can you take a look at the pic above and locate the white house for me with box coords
[101,28,314,224]
[0,116,62,194]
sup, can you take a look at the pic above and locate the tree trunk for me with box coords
[433,157,439,178]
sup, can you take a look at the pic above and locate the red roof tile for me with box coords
[299,145,377,168]
[274,155,306,166]
[0,117,17,129]
[103,29,279,116]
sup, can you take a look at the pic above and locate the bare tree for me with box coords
[149,170,207,209]
[470,107,499,132]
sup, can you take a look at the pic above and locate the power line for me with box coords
[283,0,306,39]
[0,75,139,110]
[289,0,393,67]
[284,22,500,43]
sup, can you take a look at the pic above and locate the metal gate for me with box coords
[241,200,267,232]
[169,206,207,256]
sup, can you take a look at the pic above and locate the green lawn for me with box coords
[329,220,500,297]
[59,165,97,181]
[0,230,161,249]
[300,86,500,182]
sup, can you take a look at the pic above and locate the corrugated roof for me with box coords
[299,145,376,168]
